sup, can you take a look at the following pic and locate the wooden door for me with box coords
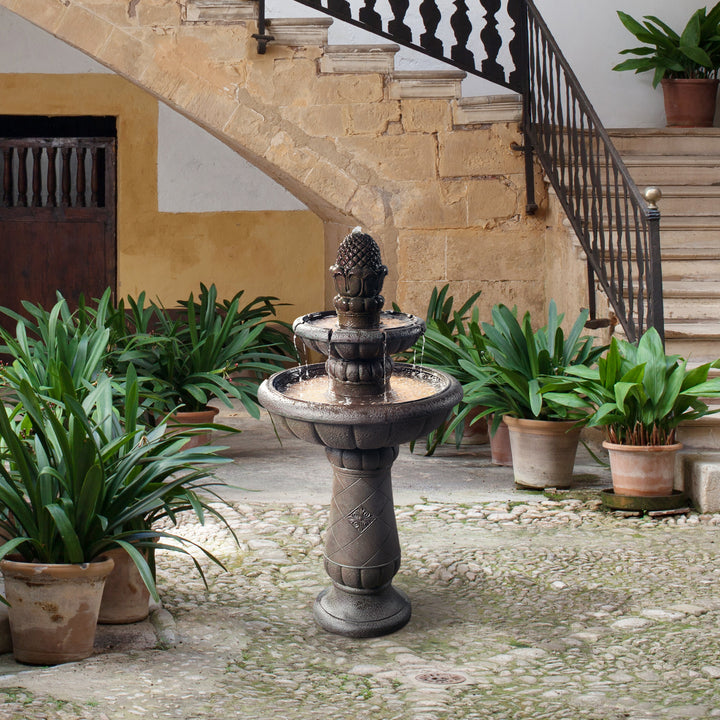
[0,137,116,324]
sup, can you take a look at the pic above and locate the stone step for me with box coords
[453,94,523,124]
[319,44,400,74]
[621,155,720,186]
[607,128,720,156]
[266,18,333,47]
[388,70,466,99]
[183,0,255,23]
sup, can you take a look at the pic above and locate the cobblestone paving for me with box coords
[1,497,720,719]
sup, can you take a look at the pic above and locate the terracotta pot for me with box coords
[661,78,719,127]
[603,441,682,497]
[504,416,580,489]
[168,406,219,448]
[489,416,513,466]
[98,546,150,624]
[1,556,114,665]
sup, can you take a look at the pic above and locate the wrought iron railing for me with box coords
[257,0,663,343]
[522,0,663,343]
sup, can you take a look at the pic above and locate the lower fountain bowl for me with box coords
[258,363,462,450]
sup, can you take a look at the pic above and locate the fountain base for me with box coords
[314,583,411,638]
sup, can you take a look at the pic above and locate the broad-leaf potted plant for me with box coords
[0,370,232,664]
[454,302,605,489]
[545,327,720,497]
[613,4,720,126]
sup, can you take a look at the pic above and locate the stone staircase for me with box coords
[608,129,720,368]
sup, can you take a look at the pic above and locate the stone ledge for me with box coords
[266,17,333,47]
[454,93,522,125]
[183,0,256,24]
[389,71,465,99]
[681,452,720,513]
[320,44,400,74]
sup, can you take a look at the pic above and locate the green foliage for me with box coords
[394,285,482,453]
[613,4,720,86]
[543,327,720,445]
[456,301,605,426]
[109,283,296,415]
[0,369,234,601]
[0,290,114,403]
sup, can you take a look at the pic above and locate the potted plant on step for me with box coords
[0,370,232,664]
[453,302,605,489]
[614,4,720,126]
[545,327,720,498]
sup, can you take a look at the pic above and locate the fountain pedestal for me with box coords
[316,447,408,636]
[258,229,462,637]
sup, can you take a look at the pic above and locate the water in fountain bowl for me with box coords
[300,313,416,331]
[281,371,446,406]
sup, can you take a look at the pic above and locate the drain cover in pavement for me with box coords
[415,671,467,685]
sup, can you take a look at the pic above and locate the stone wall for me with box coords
[0,0,563,323]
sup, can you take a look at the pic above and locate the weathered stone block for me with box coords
[398,231,447,283]
[400,99,452,133]
[342,103,401,136]
[438,128,524,178]
[97,28,154,79]
[466,177,520,225]
[343,135,437,182]
[446,224,544,282]
[283,105,345,139]
[314,74,384,105]
[681,453,720,513]
[55,5,113,56]
[391,181,467,229]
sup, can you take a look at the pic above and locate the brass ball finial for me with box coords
[644,187,662,209]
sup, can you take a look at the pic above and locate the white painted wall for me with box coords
[0,6,307,212]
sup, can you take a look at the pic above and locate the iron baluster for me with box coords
[419,0,443,55]
[359,0,382,31]
[450,0,474,69]
[480,0,504,84]
[388,0,412,44]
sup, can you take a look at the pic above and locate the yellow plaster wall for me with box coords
[0,73,324,321]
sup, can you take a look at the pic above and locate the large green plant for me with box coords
[544,327,720,445]
[394,285,483,453]
[110,284,296,415]
[0,369,233,602]
[613,4,720,86]
[455,302,605,427]
[0,290,114,403]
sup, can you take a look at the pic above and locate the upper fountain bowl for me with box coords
[293,310,425,360]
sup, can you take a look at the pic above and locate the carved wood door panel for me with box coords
[0,136,117,325]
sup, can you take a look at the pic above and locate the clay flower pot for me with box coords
[661,78,719,127]
[98,546,151,625]
[489,415,513,466]
[504,416,580,489]
[1,556,114,665]
[168,406,219,448]
[603,441,682,497]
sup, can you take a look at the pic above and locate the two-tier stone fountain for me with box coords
[258,228,462,637]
